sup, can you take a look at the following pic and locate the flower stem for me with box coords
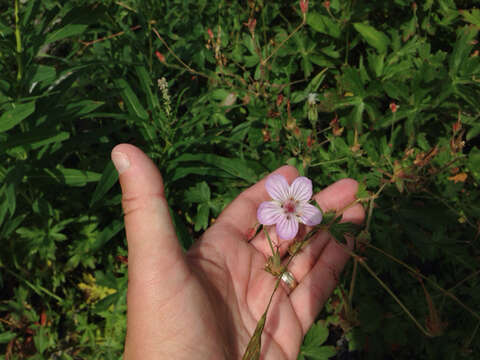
[15,0,22,81]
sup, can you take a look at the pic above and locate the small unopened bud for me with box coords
[452,119,462,133]
[244,18,257,34]
[207,28,214,40]
[276,94,284,107]
[323,1,330,10]
[155,51,165,63]
[300,0,309,14]
[390,102,398,113]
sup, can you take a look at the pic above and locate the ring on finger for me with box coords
[280,270,298,294]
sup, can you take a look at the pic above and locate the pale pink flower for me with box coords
[257,174,322,241]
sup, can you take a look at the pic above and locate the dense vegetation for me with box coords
[1,0,479,358]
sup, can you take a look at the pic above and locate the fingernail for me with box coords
[112,151,130,174]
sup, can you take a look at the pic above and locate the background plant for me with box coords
[0,0,479,359]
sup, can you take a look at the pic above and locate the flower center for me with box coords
[283,200,296,214]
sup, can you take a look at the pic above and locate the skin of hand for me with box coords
[111,144,365,360]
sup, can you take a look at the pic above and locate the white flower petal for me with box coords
[257,201,284,225]
[265,174,290,202]
[276,214,299,241]
[289,177,312,203]
[298,203,323,226]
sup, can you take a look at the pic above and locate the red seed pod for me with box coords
[323,1,330,10]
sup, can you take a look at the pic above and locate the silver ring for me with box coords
[281,271,298,294]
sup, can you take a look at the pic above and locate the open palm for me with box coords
[113,144,364,359]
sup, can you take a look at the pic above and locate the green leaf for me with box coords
[31,65,57,85]
[45,23,89,44]
[467,147,480,181]
[171,154,257,183]
[90,162,119,207]
[307,12,341,39]
[300,345,337,359]
[303,322,329,347]
[449,26,479,76]
[0,128,70,152]
[91,219,124,253]
[460,9,480,26]
[0,331,16,344]
[43,167,101,187]
[329,221,362,244]
[185,182,211,203]
[0,102,35,133]
[114,79,149,120]
[242,311,267,360]
[356,183,369,200]
[353,23,390,54]
[194,203,210,231]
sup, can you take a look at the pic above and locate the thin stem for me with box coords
[15,0,22,81]
[356,256,433,337]
[310,156,347,167]
[152,27,210,79]
[348,258,358,307]
[367,243,480,321]
[465,320,480,350]
[261,20,305,65]
[264,228,276,256]
[448,269,480,292]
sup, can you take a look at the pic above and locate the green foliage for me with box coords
[1,0,479,358]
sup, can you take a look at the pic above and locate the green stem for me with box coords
[367,243,480,321]
[348,258,358,307]
[356,256,433,337]
[15,0,23,81]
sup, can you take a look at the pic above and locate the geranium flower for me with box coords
[257,174,323,240]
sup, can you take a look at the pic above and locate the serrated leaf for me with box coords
[194,203,210,231]
[356,183,369,200]
[0,102,35,133]
[303,322,329,347]
[353,23,390,54]
[307,12,341,39]
[460,9,480,27]
[185,182,211,203]
[329,221,362,244]
[301,345,337,359]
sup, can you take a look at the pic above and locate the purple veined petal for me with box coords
[257,201,284,225]
[265,174,290,202]
[289,176,313,203]
[276,214,299,241]
[297,203,323,226]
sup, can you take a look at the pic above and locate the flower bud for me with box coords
[300,0,309,14]
[389,102,398,113]
[155,51,165,63]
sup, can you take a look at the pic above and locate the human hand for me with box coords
[111,144,365,359]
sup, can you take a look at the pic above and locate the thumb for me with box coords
[111,145,190,341]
